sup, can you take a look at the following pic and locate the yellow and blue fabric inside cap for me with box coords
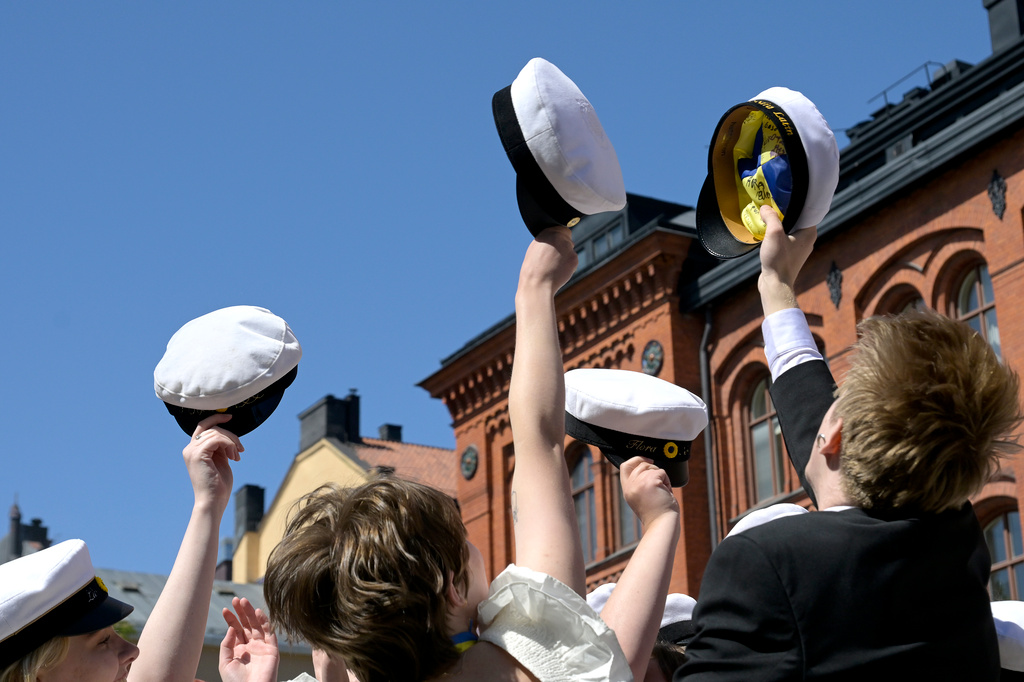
[704,100,807,254]
[733,111,792,241]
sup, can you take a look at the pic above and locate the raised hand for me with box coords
[517,226,578,296]
[619,456,679,528]
[219,597,280,682]
[758,204,817,316]
[184,413,243,517]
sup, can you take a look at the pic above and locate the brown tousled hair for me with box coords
[836,310,1022,513]
[263,477,469,682]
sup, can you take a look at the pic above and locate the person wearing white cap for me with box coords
[0,413,244,682]
[675,206,1020,680]
[0,539,137,682]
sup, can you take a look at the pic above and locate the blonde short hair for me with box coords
[264,477,469,682]
[836,310,1022,513]
[0,636,69,682]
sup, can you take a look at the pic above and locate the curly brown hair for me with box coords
[836,309,1022,513]
[263,477,470,682]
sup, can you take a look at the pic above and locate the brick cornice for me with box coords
[426,233,689,428]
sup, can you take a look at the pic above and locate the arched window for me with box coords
[953,264,1001,359]
[986,510,1024,600]
[876,284,926,316]
[901,295,925,313]
[749,376,785,502]
[612,471,642,549]
[571,446,597,563]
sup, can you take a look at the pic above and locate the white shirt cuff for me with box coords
[762,308,823,382]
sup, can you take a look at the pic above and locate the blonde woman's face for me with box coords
[36,627,138,682]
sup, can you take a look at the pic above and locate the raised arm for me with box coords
[597,457,680,681]
[757,205,816,317]
[508,226,585,596]
[129,413,240,682]
[757,205,834,505]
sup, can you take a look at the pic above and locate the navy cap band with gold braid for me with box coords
[565,412,692,487]
[0,577,115,669]
[164,365,298,437]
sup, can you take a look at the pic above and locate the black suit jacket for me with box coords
[676,360,999,681]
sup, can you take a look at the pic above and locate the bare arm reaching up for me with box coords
[598,457,681,681]
[508,226,586,597]
[129,413,240,682]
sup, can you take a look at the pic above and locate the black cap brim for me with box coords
[658,620,697,647]
[59,594,134,637]
[164,366,298,437]
[565,412,691,487]
[493,85,582,235]
[696,175,760,259]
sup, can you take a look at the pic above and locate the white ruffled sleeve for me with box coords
[477,564,633,682]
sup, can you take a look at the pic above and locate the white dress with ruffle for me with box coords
[477,564,633,682]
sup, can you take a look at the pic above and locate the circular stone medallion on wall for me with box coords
[460,445,479,480]
[642,340,664,376]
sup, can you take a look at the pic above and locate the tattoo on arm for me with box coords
[511,490,518,525]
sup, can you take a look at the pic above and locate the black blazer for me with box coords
[676,360,999,681]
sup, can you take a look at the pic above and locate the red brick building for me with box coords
[420,1,1024,599]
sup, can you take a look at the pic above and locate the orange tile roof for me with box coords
[352,438,457,497]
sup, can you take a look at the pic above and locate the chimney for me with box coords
[234,484,264,550]
[298,390,361,452]
[216,537,234,581]
[378,424,403,442]
[22,518,50,550]
[985,0,1024,53]
[8,502,21,562]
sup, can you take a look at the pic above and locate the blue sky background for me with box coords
[0,2,996,575]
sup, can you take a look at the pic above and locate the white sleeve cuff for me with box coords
[762,308,823,382]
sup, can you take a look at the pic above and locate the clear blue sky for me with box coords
[0,2,995,575]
